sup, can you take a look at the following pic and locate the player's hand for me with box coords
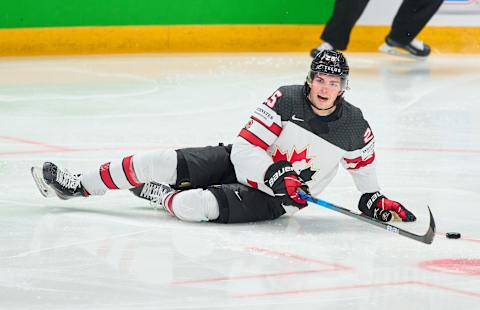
[265,160,309,208]
[358,192,416,222]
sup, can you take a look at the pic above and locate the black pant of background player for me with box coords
[321,0,443,50]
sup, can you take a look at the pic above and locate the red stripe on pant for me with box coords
[99,162,119,189]
[122,155,142,187]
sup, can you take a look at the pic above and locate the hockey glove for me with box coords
[358,192,416,222]
[264,160,310,208]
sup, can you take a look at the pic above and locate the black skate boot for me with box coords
[379,36,431,58]
[41,162,89,200]
[130,182,175,210]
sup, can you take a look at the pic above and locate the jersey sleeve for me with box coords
[230,89,286,194]
[341,126,381,194]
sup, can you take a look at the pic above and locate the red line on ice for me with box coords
[233,280,480,299]
[379,146,480,154]
[1,134,479,156]
[172,246,351,285]
[412,281,480,298]
[246,246,351,270]
[234,281,415,298]
[0,135,73,151]
[3,145,480,157]
[172,269,339,285]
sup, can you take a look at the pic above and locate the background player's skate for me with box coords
[379,37,431,58]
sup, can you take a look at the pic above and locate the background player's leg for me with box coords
[388,0,443,46]
[320,0,370,50]
[380,0,443,57]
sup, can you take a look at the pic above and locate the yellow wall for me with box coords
[1,25,479,56]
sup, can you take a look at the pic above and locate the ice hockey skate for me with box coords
[31,162,88,200]
[379,36,431,58]
[310,41,334,58]
[130,182,175,210]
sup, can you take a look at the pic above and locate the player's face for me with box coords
[308,73,342,114]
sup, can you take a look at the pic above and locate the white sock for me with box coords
[132,150,177,184]
[81,150,177,195]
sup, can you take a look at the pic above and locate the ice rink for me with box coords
[1,52,479,309]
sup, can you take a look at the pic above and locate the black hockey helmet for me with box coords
[306,50,349,91]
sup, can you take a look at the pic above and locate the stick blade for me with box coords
[400,205,435,244]
[423,206,436,244]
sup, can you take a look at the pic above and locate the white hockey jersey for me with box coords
[231,85,380,200]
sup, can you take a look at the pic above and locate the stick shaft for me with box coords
[299,192,435,244]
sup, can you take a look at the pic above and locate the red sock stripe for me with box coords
[122,155,141,187]
[82,188,91,197]
[239,129,269,150]
[251,115,282,136]
[163,192,179,217]
[99,162,119,189]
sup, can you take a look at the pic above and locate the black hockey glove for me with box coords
[358,192,416,222]
[264,160,310,209]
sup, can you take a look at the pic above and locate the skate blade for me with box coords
[31,166,55,198]
[378,43,426,60]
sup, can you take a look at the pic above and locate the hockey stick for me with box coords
[299,192,436,244]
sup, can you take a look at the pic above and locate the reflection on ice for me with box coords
[1,53,479,309]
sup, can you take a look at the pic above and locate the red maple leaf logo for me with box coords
[271,146,317,181]
[290,148,311,165]
[271,149,288,162]
[271,147,312,165]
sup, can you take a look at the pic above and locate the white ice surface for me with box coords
[0,53,479,309]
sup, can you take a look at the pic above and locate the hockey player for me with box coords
[32,50,416,224]
[310,0,443,58]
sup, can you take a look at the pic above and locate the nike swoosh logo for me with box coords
[292,115,304,122]
[234,190,242,201]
